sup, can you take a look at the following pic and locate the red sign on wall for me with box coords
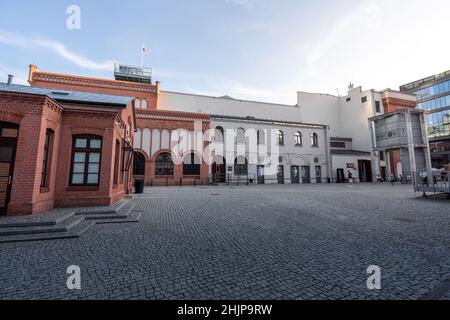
[346,163,355,169]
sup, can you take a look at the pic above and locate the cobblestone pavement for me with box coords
[0,184,449,300]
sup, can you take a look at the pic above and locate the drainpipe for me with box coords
[324,125,332,183]
[369,119,378,184]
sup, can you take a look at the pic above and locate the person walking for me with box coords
[348,171,353,184]
[420,169,429,187]
[390,174,396,186]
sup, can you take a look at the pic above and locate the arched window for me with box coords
[294,132,302,146]
[70,135,102,186]
[234,156,248,175]
[141,99,148,109]
[133,152,146,176]
[135,98,141,109]
[257,130,265,145]
[183,153,201,176]
[236,128,246,144]
[277,130,284,145]
[155,152,174,176]
[215,126,224,142]
[311,133,319,147]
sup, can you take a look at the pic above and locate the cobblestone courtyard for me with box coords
[0,184,449,300]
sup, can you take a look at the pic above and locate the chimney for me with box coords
[7,74,14,85]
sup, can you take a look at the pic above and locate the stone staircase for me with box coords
[0,200,140,243]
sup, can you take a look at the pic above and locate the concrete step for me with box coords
[0,210,75,229]
[0,219,96,243]
[95,209,142,225]
[0,215,83,236]
[81,202,135,221]
[0,200,139,243]
[75,199,128,216]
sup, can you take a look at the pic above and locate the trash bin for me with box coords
[134,179,144,194]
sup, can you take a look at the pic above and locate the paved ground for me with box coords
[0,184,449,300]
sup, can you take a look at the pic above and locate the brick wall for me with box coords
[136,110,211,186]
[29,65,159,110]
[383,97,417,113]
[0,89,135,215]
[0,92,63,215]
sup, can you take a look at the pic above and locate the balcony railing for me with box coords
[114,64,152,83]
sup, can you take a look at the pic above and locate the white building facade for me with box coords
[298,86,416,182]
[210,115,331,184]
[157,91,331,184]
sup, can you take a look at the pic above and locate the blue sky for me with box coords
[1,0,449,104]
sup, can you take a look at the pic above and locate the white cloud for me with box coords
[294,0,450,95]
[0,30,115,71]
[224,0,258,8]
[0,65,28,85]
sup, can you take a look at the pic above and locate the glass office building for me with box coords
[401,71,450,170]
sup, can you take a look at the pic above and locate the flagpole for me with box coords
[141,45,144,68]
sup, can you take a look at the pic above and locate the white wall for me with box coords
[158,91,304,123]
[297,92,341,137]
[298,87,383,152]
[331,154,372,182]
[210,118,329,183]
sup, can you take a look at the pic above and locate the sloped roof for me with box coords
[0,82,133,107]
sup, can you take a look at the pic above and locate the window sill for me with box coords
[67,186,100,192]
[311,145,319,148]
[294,144,303,147]
[40,187,50,193]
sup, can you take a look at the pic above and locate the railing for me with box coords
[210,174,329,185]
[114,63,152,78]
[400,70,450,92]
[414,171,450,196]
[147,177,209,187]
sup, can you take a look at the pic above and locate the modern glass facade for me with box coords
[426,110,450,138]
[417,94,450,112]
[401,71,450,170]
[414,79,450,100]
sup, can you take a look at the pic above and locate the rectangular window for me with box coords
[331,141,346,149]
[361,96,367,103]
[41,129,53,188]
[70,136,102,186]
[379,151,385,161]
[375,101,381,113]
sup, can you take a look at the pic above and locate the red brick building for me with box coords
[28,64,211,189]
[0,80,136,216]
[0,64,211,216]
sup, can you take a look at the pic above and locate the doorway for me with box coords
[133,152,146,176]
[257,165,265,184]
[301,166,311,184]
[0,122,19,216]
[315,166,322,183]
[290,166,300,184]
[212,156,226,183]
[380,167,387,181]
[277,165,284,184]
[337,169,345,183]
[358,160,373,182]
